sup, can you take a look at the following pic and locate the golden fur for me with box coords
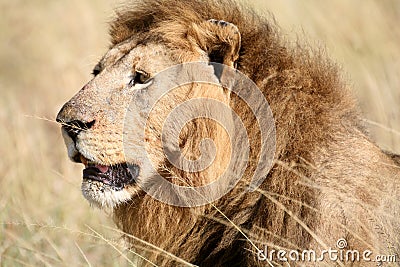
[57,0,400,265]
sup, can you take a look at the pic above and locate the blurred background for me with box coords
[0,0,399,265]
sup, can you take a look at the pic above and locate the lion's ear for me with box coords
[189,19,241,68]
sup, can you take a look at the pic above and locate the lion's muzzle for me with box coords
[56,102,140,192]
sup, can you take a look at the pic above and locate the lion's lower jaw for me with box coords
[81,179,134,209]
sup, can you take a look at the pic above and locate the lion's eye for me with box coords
[128,71,150,87]
[92,64,102,76]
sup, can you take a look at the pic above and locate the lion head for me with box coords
[57,0,400,265]
[56,14,245,208]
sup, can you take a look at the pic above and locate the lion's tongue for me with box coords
[95,164,109,173]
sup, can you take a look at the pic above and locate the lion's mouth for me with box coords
[79,154,139,190]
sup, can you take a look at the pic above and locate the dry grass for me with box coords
[0,0,399,266]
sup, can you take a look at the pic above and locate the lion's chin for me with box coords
[77,154,141,209]
[81,179,139,209]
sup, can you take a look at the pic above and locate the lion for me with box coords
[56,0,400,266]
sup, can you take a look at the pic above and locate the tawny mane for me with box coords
[109,0,400,266]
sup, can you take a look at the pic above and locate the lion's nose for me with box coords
[56,98,97,142]
[57,118,95,142]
